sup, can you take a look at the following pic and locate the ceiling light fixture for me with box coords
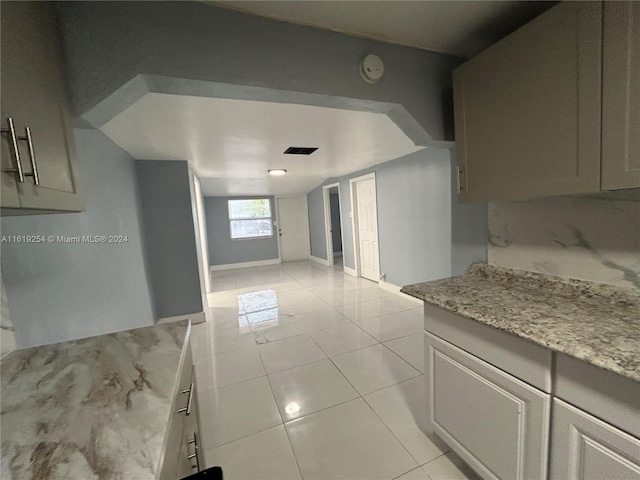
[268,169,287,176]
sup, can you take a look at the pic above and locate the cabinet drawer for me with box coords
[550,399,640,480]
[425,304,552,392]
[554,353,640,438]
[426,332,550,480]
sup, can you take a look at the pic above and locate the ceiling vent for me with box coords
[284,147,318,155]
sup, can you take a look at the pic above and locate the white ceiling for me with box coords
[211,1,554,58]
[100,93,424,196]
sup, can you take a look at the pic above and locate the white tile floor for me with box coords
[192,261,479,480]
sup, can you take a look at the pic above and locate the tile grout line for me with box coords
[362,376,430,470]
[260,326,309,480]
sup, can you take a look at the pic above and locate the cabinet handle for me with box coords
[456,165,464,193]
[19,127,39,186]
[188,431,201,472]
[2,118,25,183]
[176,382,194,416]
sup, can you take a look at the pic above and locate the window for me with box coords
[228,199,273,239]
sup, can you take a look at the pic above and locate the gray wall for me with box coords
[308,185,332,259]
[0,129,155,348]
[307,148,487,286]
[330,191,342,253]
[136,160,203,318]
[1,271,16,355]
[54,1,463,144]
[205,196,279,266]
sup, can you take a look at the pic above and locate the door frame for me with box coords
[192,175,211,294]
[322,182,344,267]
[349,172,381,280]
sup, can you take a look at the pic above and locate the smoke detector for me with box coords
[360,54,384,84]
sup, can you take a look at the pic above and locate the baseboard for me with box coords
[309,255,330,266]
[158,311,206,325]
[209,258,281,272]
[333,251,343,258]
[343,266,357,277]
[378,280,423,305]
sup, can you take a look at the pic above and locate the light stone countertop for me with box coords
[401,264,640,383]
[0,319,191,480]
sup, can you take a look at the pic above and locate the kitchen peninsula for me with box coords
[0,319,200,479]
[402,264,640,480]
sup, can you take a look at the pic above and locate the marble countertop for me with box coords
[1,319,191,480]
[401,264,640,383]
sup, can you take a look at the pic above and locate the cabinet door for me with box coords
[178,368,202,478]
[159,344,195,480]
[601,1,640,190]
[453,2,602,202]
[550,399,640,480]
[425,333,550,480]
[0,2,83,212]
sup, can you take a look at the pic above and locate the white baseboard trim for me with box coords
[210,258,281,272]
[158,311,206,325]
[378,280,423,305]
[343,266,357,277]
[309,255,330,266]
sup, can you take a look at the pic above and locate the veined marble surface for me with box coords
[1,319,190,480]
[488,190,640,289]
[401,264,640,383]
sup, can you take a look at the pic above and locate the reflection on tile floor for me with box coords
[193,261,477,480]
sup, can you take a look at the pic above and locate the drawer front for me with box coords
[554,353,640,438]
[426,332,550,480]
[425,304,552,392]
[550,399,640,480]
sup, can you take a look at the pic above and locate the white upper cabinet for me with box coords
[1,2,83,214]
[602,1,640,190]
[453,1,639,202]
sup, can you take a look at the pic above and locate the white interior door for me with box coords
[277,196,311,262]
[354,175,380,282]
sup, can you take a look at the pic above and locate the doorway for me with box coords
[350,173,380,282]
[322,183,344,267]
[276,196,311,262]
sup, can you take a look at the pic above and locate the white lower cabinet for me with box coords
[425,332,550,480]
[550,399,640,480]
[424,306,640,480]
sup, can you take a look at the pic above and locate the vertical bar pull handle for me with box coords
[456,165,464,193]
[2,118,25,183]
[21,127,39,186]
[176,383,194,416]
[188,431,201,472]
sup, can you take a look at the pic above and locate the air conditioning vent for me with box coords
[284,147,318,155]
